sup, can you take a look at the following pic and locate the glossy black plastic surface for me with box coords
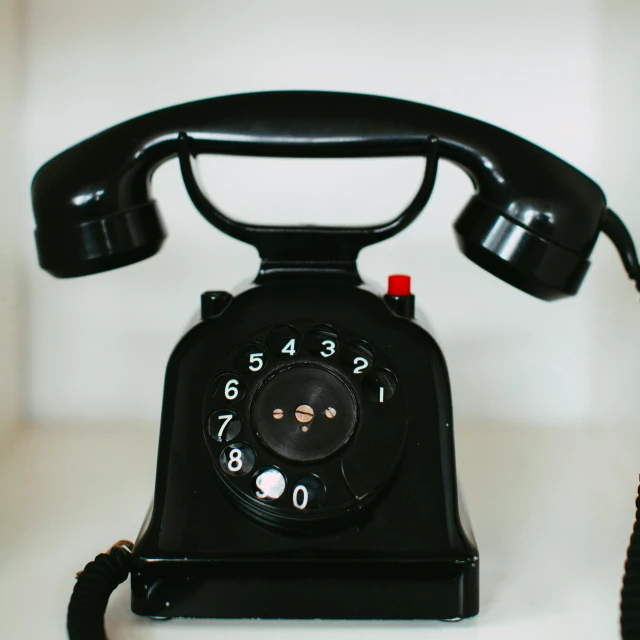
[32,91,607,299]
[454,197,590,300]
[384,293,416,318]
[131,283,479,620]
[200,290,233,319]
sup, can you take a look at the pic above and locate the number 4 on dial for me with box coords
[281,338,296,356]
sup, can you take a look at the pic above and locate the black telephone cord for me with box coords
[602,209,640,293]
[622,481,640,639]
[602,209,640,639]
[67,541,133,640]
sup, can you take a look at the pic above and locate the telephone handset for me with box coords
[30,92,640,638]
[34,91,607,297]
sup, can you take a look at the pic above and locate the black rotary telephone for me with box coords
[30,91,640,638]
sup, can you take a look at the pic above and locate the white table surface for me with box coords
[1,423,639,639]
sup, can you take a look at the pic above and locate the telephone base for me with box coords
[130,554,479,620]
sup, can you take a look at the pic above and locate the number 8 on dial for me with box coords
[220,443,255,477]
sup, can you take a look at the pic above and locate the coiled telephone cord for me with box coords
[67,541,132,640]
[622,482,640,639]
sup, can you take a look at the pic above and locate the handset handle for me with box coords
[31,91,606,281]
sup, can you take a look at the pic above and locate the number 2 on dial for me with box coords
[353,356,369,374]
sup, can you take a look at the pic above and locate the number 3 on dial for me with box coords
[320,340,336,358]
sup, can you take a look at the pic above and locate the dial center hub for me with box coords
[251,364,358,463]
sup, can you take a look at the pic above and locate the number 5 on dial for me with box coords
[248,352,264,372]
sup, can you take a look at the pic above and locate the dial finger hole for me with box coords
[253,468,286,501]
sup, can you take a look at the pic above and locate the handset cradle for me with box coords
[177,132,440,282]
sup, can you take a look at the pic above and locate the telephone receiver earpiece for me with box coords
[32,91,608,299]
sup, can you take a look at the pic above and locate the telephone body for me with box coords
[30,92,639,628]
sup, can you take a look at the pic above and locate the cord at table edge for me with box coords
[67,540,133,640]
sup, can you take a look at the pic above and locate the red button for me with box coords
[388,274,411,297]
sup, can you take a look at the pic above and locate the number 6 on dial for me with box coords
[225,379,240,400]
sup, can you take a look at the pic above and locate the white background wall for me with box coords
[16,0,640,429]
[592,0,640,428]
[0,0,23,435]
